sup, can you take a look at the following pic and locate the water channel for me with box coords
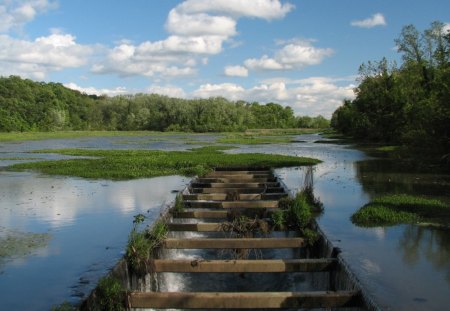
[0,133,449,310]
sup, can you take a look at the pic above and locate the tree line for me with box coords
[0,76,329,132]
[331,21,450,158]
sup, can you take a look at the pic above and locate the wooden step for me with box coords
[167,222,288,232]
[129,291,362,309]
[149,258,337,273]
[191,187,285,194]
[206,173,273,179]
[207,170,271,175]
[191,182,280,188]
[163,237,305,249]
[184,200,279,209]
[183,193,287,201]
[196,177,276,183]
[172,210,230,219]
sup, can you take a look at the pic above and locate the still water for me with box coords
[0,134,449,310]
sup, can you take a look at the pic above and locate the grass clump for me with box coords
[91,276,127,311]
[8,146,320,180]
[126,214,168,274]
[272,189,323,245]
[351,194,449,227]
[50,302,76,311]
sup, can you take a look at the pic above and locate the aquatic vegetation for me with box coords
[0,231,50,261]
[217,134,293,144]
[8,146,320,180]
[126,215,168,274]
[351,194,449,227]
[50,301,76,311]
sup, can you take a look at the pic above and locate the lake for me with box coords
[0,133,449,310]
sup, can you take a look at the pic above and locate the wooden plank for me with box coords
[183,193,287,201]
[207,170,271,175]
[206,173,272,178]
[167,223,222,231]
[192,187,285,194]
[172,210,229,219]
[196,177,276,183]
[129,291,362,309]
[184,200,279,209]
[163,237,305,249]
[191,182,280,188]
[149,258,337,273]
[167,222,292,232]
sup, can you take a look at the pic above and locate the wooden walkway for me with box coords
[127,167,364,309]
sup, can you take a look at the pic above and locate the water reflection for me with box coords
[398,225,450,284]
[0,170,188,310]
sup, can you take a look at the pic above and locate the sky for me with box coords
[1,0,449,118]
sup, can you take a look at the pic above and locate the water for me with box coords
[0,133,449,310]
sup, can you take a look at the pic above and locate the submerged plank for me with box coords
[163,237,305,249]
[192,187,285,194]
[172,210,229,218]
[149,258,337,273]
[129,291,362,309]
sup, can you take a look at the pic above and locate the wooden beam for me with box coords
[184,201,279,209]
[191,182,280,188]
[149,258,337,273]
[172,210,229,219]
[183,193,287,201]
[129,291,362,309]
[163,237,305,249]
[192,187,285,194]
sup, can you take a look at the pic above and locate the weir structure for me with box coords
[123,167,376,310]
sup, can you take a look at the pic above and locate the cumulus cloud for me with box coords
[147,85,187,98]
[191,77,355,117]
[0,0,58,33]
[166,10,237,36]
[94,0,294,79]
[64,82,128,97]
[244,40,333,71]
[0,32,94,79]
[351,13,386,28]
[224,65,248,77]
[173,0,294,20]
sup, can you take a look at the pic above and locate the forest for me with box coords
[0,76,328,133]
[331,21,450,159]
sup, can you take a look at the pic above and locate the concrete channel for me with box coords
[82,167,379,310]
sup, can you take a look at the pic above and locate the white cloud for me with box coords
[351,13,387,28]
[191,77,355,117]
[192,83,245,100]
[0,0,58,33]
[147,85,187,98]
[443,23,450,34]
[64,82,128,97]
[224,65,248,77]
[244,40,333,71]
[0,32,94,79]
[94,0,294,79]
[166,10,237,37]
[174,0,294,20]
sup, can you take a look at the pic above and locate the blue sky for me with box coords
[1,0,449,117]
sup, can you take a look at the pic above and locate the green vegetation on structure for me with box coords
[331,21,450,168]
[351,194,450,227]
[90,276,127,311]
[50,302,76,311]
[0,76,328,133]
[272,188,323,245]
[7,146,320,180]
[126,214,168,274]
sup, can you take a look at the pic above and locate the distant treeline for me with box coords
[0,76,329,132]
[331,21,450,157]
